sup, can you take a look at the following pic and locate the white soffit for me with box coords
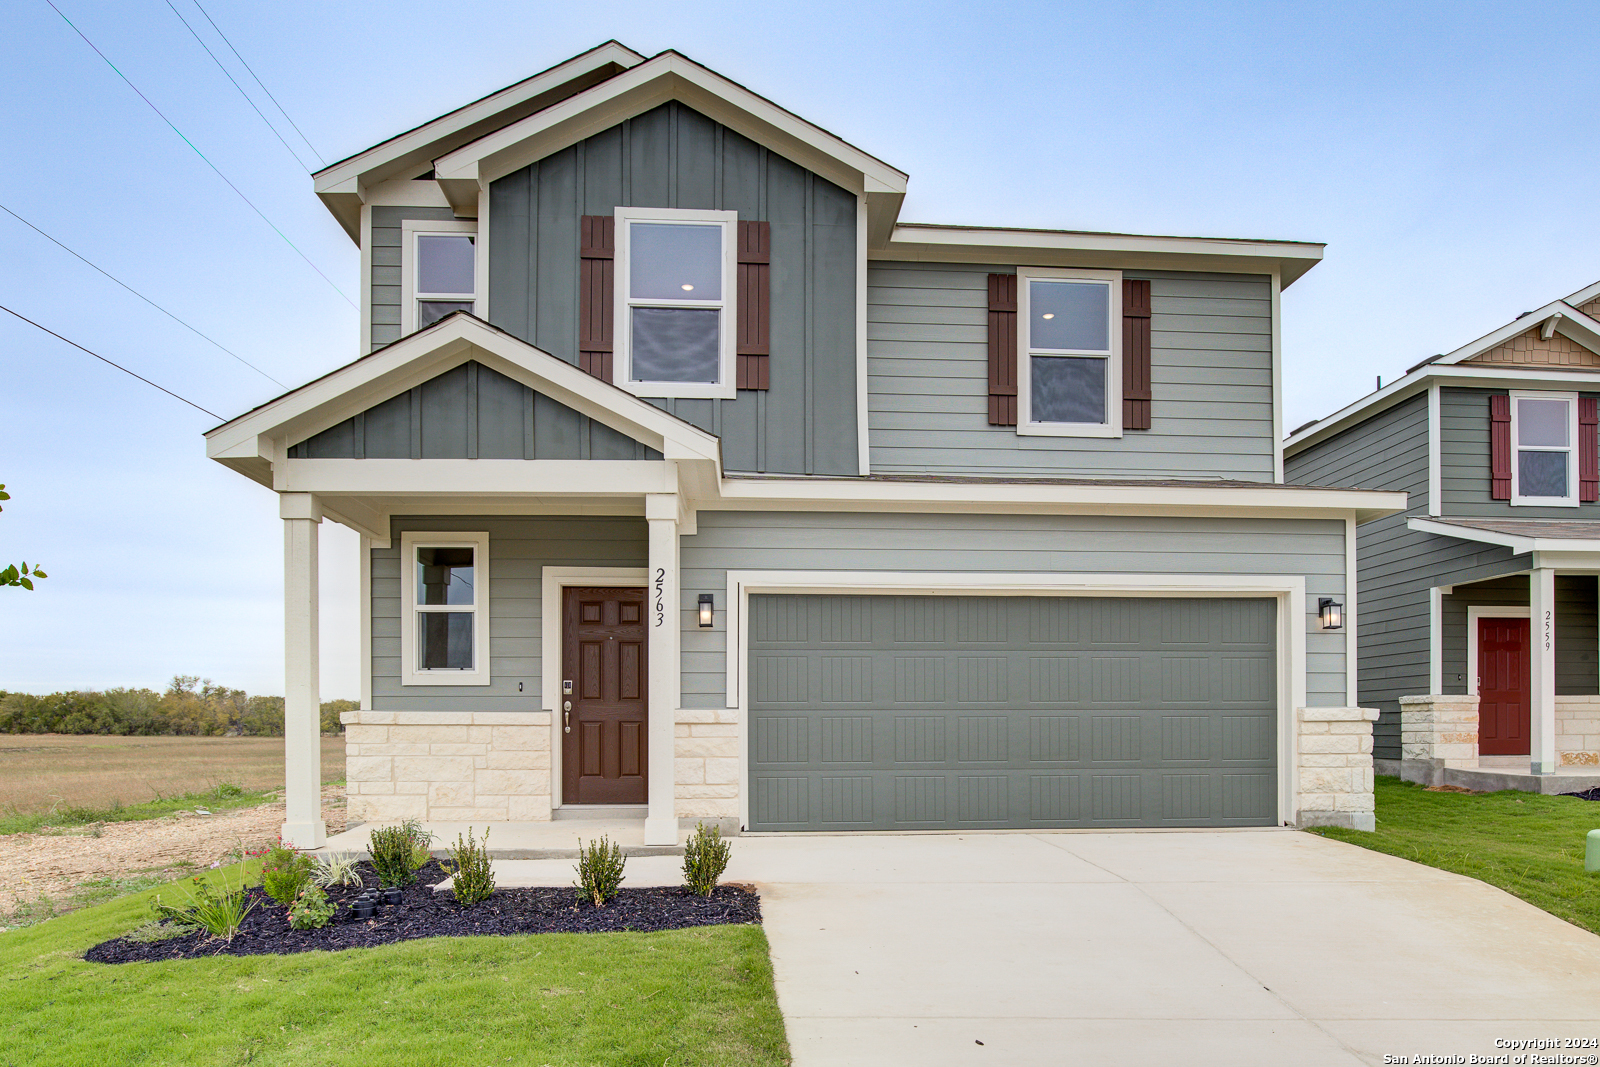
[313,42,648,239]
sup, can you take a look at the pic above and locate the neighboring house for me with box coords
[205,42,1402,847]
[1285,280,1600,788]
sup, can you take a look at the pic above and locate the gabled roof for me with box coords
[205,312,722,485]
[313,42,647,238]
[1284,278,1600,456]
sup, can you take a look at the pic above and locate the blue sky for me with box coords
[3,0,1598,698]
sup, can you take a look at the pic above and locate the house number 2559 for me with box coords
[654,568,666,628]
[1544,609,1554,652]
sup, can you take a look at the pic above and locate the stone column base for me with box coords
[1398,694,1479,786]
[1296,707,1379,833]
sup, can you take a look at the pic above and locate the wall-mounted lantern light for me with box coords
[1318,598,1344,631]
[698,593,715,628]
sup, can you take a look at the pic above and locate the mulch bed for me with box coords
[1561,786,1600,801]
[84,861,760,964]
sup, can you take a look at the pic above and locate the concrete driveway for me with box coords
[721,830,1600,1066]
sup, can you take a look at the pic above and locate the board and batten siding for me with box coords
[867,263,1274,478]
[372,516,647,712]
[488,101,857,476]
[1441,385,1600,518]
[371,205,458,350]
[1286,392,1529,759]
[678,510,1348,708]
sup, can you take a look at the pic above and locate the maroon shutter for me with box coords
[1489,393,1512,500]
[1122,279,1152,430]
[578,215,614,382]
[988,274,1018,426]
[737,220,771,390]
[1582,397,1599,502]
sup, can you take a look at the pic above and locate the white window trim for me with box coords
[613,205,738,401]
[401,530,491,686]
[1510,389,1579,507]
[1017,266,1123,438]
[401,219,480,336]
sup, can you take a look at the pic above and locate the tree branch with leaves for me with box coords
[0,484,46,590]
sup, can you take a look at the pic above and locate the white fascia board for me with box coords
[433,54,908,205]
[880,226,1325,288]
[1565,278,1600,307]
[1431,299,1600,366]
[203,316,723,467]
[363,179,453,208]
[710,478,1405,524]
[274,458,672,497]
[1409,518,1600,558]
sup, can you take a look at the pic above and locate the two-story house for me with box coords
[1285,280,1600,791]
[205,43,1402,847]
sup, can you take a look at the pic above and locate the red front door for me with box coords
[1477,616,1530,756]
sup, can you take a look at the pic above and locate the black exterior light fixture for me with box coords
[698,593,715,628]
[1318,598,1344,631]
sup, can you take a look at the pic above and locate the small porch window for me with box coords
[1017,267,1123,438]
[1511,391,1578,506]
[401,531,490,685]
[402,220,479,334]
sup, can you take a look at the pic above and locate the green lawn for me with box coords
[0,864,791,1067]
[1311,775,1600,935]
[0,782,281,836]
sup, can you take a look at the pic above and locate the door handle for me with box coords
[563,702,571,733]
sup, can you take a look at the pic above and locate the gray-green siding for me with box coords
[288,360,661,461]
[488,102,858,476]
[371,205,457,350]
[372,516,647,711]
[867,264,1275,478]
[1441,386,1600,519]
[679,510,1348,709]
[1440,574,1597,695]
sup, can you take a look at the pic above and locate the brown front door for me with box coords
[562,587,648,804]
[1478,616,1530,755]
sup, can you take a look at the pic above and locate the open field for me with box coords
[1312,775,1600,935]
[0,860,790,1066]
[0,734,345,815]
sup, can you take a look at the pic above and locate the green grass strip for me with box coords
[0,862,791,1066]
[1311,775,1600,935]
[0,782,278,837]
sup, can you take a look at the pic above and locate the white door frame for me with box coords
[1466,605,1531,698]
[722,571,1309,829]
[541,566,650,808]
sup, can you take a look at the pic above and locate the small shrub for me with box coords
[260,841,314,905]
[124,919,191,943]
[682,821,732,898]
[370,819,431,888]
[575,835,625,906]
[151,866,256,940]
[311,851,364,889]
[441,828,495,905]
[287,885,336,930]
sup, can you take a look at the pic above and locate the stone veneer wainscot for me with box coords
[1296,706,1379,832]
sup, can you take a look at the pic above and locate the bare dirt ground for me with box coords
[0,785,347,919]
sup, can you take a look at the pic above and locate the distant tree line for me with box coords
[0,676,354,736]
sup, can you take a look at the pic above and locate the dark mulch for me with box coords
[1561,786,1600,801]
[85,861,760,964]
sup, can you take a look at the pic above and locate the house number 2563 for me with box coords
[654,568,666,628]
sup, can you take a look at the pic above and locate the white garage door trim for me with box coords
[724,571,1308,829]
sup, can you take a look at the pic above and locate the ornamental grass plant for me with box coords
[149,864,256,940]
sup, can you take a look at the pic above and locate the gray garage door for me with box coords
[748,595,1278,831]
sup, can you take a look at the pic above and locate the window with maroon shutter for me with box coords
[578,215,614,382]
[737,220,770,390]
[1489,393,1512,500]
[1583,397,1599,502]
[987,273,1018,426]
[1122,279,1151,430]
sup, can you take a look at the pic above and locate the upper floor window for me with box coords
[1511,390,1578,506]
[615,206,738,400]
[401,531,491,685]
[1017,267,1122,438]
[402,219,478,334]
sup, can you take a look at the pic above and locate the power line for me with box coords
[189,0,325,166]
[0,304,223,420]
[0,202,287,389]
[43,0,356,309]
[161,0,315,173]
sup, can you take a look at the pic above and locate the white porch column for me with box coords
[644,494,681,846]
[1530,566,1557,774]
[281,493,326,847]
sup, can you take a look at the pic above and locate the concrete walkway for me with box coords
[443,829,1600,1064]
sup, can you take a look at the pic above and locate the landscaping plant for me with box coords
[682,821,732,898]
[260,840,315,905]
[441,828,495,905]
[575,835,626,906]
[149,866,256,940]
[370,819,433,888]
[311,851,364,889]
[287,885,337,930]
